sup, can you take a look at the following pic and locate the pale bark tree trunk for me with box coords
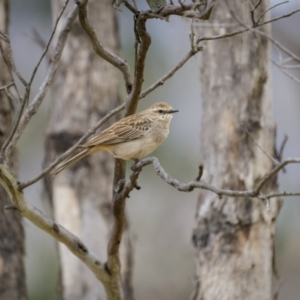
[0,0,27,299]
[44,1,120,299]
[192,1,280,299]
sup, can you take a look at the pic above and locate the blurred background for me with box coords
[7,0,300,299]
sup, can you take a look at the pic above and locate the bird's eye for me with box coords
[158,109,163,114]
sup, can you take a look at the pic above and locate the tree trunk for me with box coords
[192,1,280,299]
[44,1,120,299]
[0,0,27,299]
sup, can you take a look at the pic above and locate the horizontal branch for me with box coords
[127,157,300,200]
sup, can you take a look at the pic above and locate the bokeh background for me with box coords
[7,0,300,299]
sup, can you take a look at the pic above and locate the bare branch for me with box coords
[264,192,300,199]
[242,124,279,165]
[76,0,133,93]
[256,1,289,24]
[125,14,151,115]
[4,5,78,159]
[0,32,28,86]
[28,0,70,86]
[278,134,288,162]
[197,8,300,43]
[18,44,201,187]
[0,82,13,91]
[255,158,300,193]
[224,0,300,64]
[140,48,202,99]
[250,0,263,25]
[126,157,300,200]
[272,59,300,85]
[0,89,29,162]
[19,103,124,189]
[0,165,110,287]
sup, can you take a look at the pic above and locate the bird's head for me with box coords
[149,102,179,122]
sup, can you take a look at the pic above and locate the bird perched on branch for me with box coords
[51,102,178,175]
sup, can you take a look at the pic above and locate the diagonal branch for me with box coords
[18,44,200,188]
[18,103,124,189]
[76,0,133,93]
[28,0,70,86]
[224,0,300,64]
[140,47,202,99]
[4,5,78,159]
[0,32,28,87]
[0,165,110,287]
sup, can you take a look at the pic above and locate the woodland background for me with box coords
[7,0,300,299]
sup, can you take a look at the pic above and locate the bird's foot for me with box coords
[131,159,140,171]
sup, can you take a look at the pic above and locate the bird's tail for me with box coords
[51,148,89,175]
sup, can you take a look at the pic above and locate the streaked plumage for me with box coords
[51,102,178,175]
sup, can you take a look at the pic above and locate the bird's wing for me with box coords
[83,117,152,147]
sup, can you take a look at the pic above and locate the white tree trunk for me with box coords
[192,1,280,299]
[45,1,120,299]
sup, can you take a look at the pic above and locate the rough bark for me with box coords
[44,1,120,299]
[192,1,280,300]
[0,0,27,299]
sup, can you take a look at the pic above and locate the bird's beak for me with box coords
[167,109,179,114]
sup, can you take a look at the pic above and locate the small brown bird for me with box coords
[51,102,178,175]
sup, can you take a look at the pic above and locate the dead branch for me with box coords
[28,0,70,86]
[4,5,78,160]
[224,0,300,65]
[76,0,133,94]
[0,165,111,290]
[0,32,28,87]
[140,48,202,99]
[19,103,124,189]
[127,157,300,201]
[197,8,300,43]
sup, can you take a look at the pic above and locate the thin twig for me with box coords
[0,32,28,86]
[224,0,300,64]
[276,64,300,69]
[19,103,124,189]
[242,124,279,165]
[250,0,263,25]
[0,82,13,91]
[257,1,289,24]
[4,5,78,159]
[255,158,300,193]
[0,89,29,162]
[197,8,300,43]
[272,59,300,85]
[76,0,133,93]
[278,134,288,162]
[131,0,138,10]
[140,48,201,99]
[123,1,138,14]
[28,0,70,86]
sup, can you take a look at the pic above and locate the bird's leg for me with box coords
[131,158,140,171]
[131,159,141,190]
